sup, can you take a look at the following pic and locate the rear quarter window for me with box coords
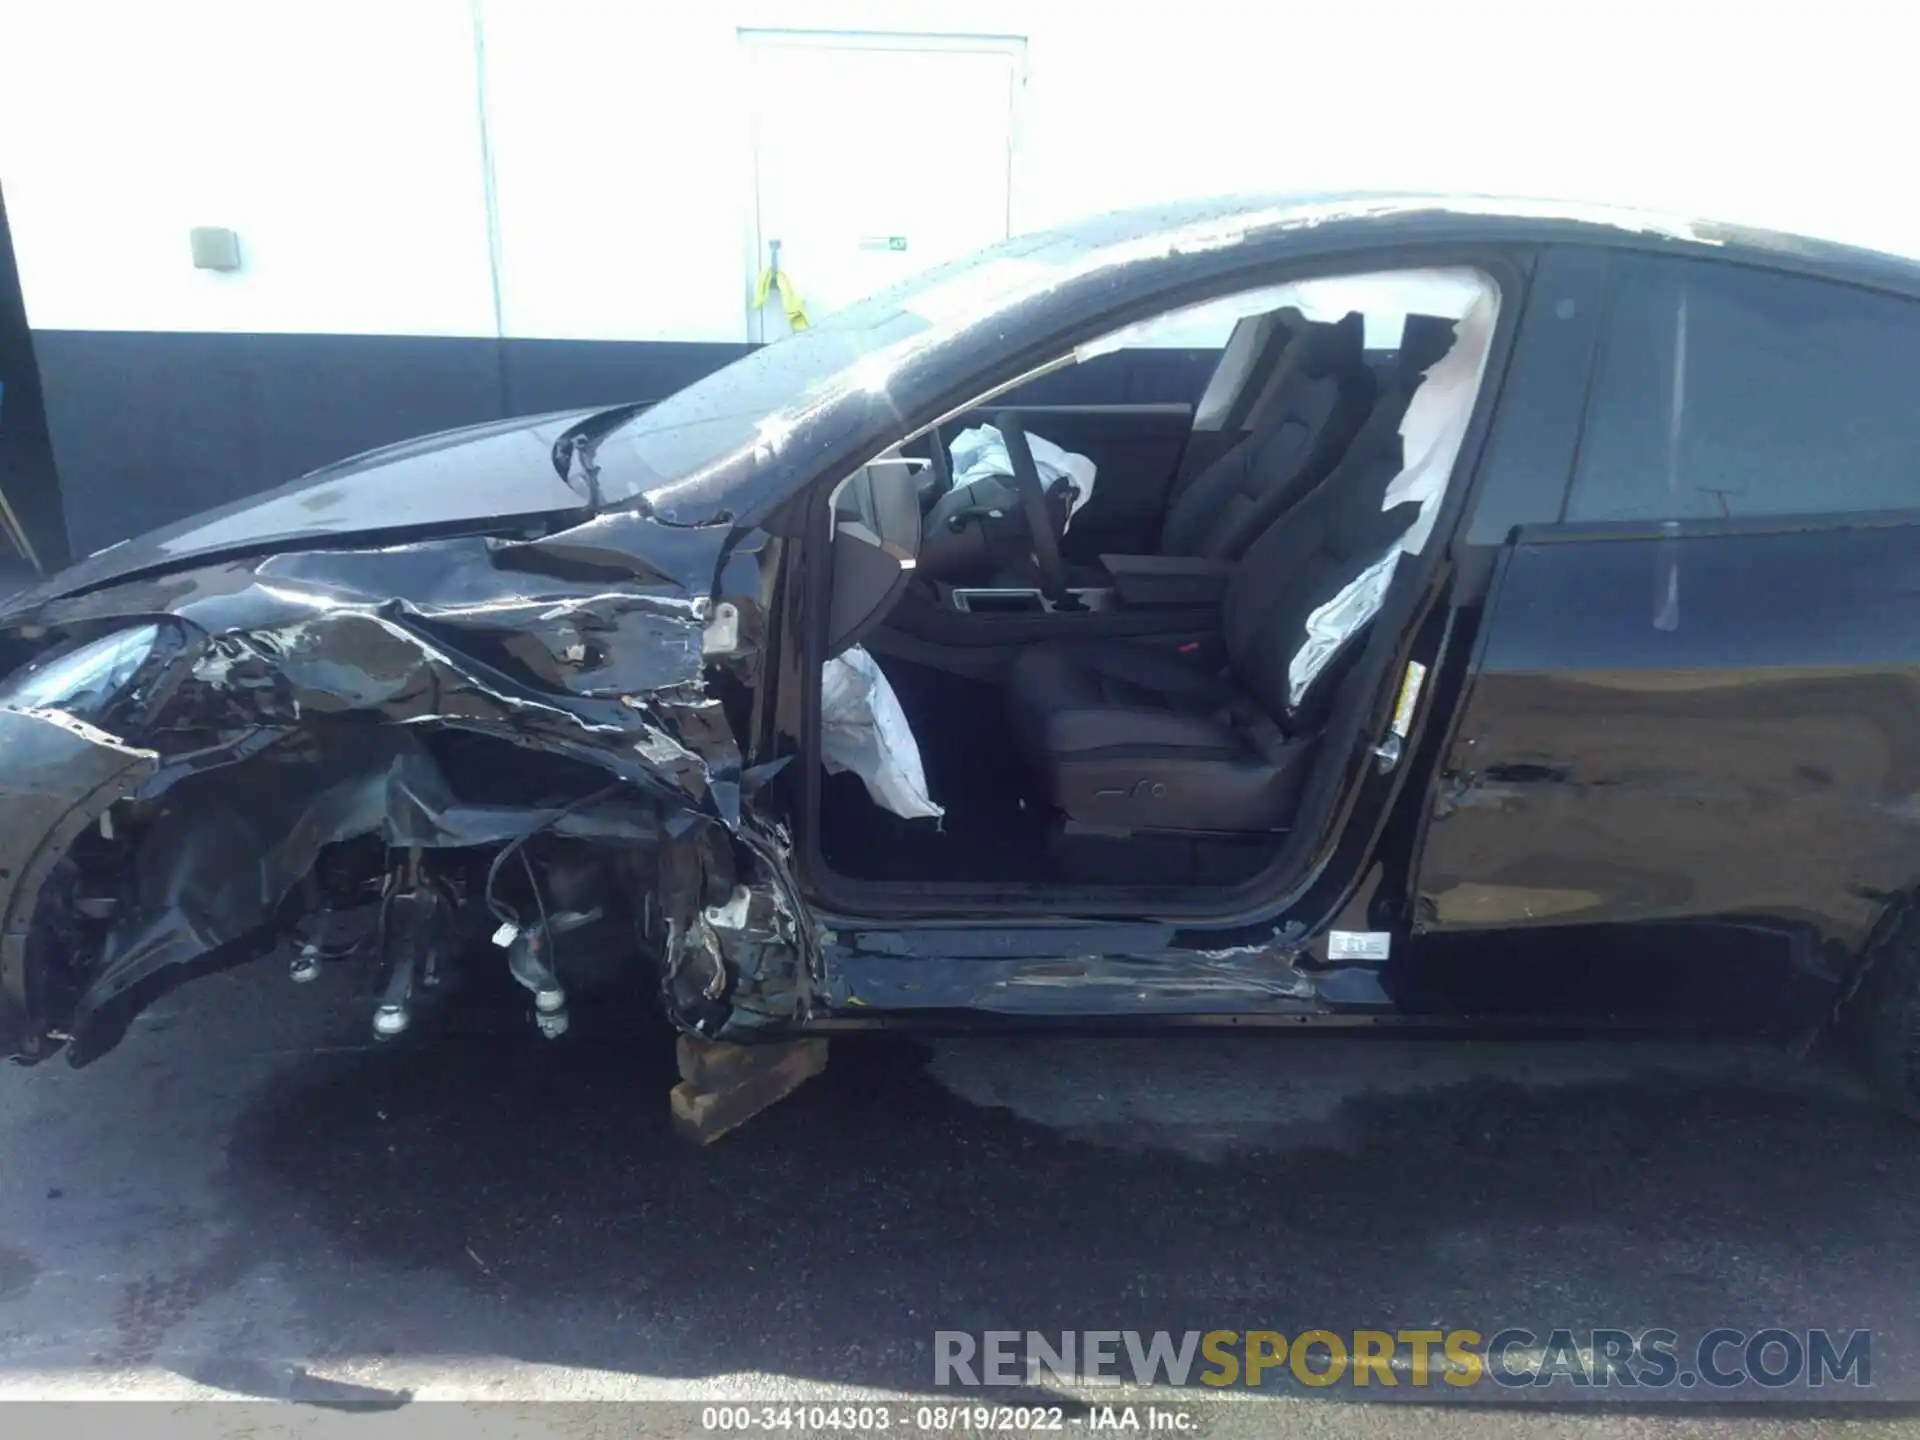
[1566,256,1920,522]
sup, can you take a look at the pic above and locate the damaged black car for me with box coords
[9,194,1920,1138]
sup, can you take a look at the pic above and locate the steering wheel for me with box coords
[993,412,1074,606]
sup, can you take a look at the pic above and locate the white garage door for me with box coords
[744,34,1021,337]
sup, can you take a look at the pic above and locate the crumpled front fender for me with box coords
[0,508,808,1064]
[0,710,159,1062]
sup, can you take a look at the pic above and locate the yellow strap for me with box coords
[752,266,810,332]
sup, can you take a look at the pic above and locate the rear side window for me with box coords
[1566,256,1920,521]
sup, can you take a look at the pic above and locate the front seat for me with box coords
[1153,308,1374,562]
[1003,314,1457,834]
[921,310,1374,589]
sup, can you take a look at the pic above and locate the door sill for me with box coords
[802,855,1311,927]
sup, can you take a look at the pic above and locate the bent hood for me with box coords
[7,408,640,615]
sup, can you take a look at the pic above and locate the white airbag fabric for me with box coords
[1287,551,1403,710]
[947,424,1098,524]
[1384,280,1501,557]
[820,645,943,820]
[1286,277,1501,708]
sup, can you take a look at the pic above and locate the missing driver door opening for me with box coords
[805,264,1506,930]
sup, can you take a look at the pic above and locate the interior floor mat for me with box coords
[818,655,1281,888]
[1045,822,1275,886]
[819,658,1051,883]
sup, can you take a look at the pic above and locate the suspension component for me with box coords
[502,905,602,1039]
[370,848,451,1041]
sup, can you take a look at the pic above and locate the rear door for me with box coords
[1409,248,1920,1018]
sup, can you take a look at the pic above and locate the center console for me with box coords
[948,587,1116,615]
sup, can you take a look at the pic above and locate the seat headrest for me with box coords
[1398,313,1457,387]
[1268,305,1308,343]
[1296,310,1366,378]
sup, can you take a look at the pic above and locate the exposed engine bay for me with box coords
[0,508,808,1069]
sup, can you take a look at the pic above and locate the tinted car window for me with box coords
[1567,257,1920,521]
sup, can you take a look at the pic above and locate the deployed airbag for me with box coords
[820,645,942,821]
[948,424,1097,524]
[1286,280,1502,704]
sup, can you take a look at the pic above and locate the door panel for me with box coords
[1413,523,1920,969]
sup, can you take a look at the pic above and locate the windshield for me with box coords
[593,193,1445,515]
[597,231,1082,510]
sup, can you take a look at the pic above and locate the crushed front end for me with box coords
[0,516,810,1068]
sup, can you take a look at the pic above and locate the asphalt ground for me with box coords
[1,955,1918,1438]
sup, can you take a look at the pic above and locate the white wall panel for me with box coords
[477,0,750,342]
[1011,2,1920,260]
[4,0,1917,342]
[0,0,498,335]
